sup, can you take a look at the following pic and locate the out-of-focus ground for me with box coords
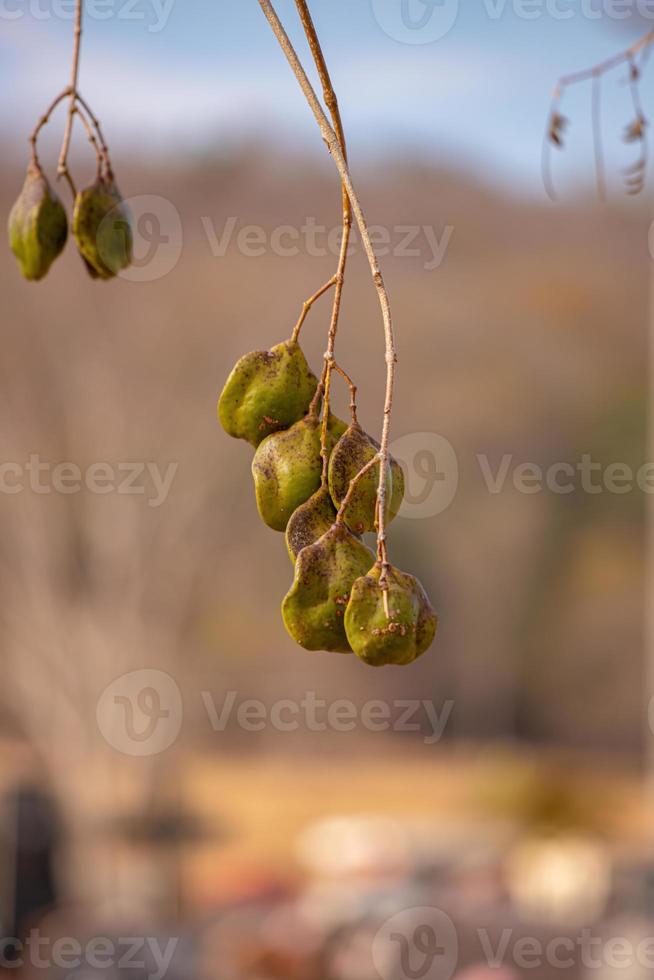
[0,149,651,977]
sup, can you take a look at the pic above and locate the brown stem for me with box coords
[331,361,357,425]
[75,92,113,179]
[57,0,83,197]
[73,104,103,177]
[291,275,337,344]
[334,454,380,526]
[557,30,654,87]
[294,1,353,484]
[29,88,73,168]
[546,29,654,199]
[591,73,606,203]
[257,0,397,586]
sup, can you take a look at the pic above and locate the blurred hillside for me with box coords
[0,148,649,764]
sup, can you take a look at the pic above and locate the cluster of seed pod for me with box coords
[8,90,132,282]
[218,329,438,667]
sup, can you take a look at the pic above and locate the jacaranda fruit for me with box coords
[282,523,374,652]
[218,340,318,448]
[72,177,132,279]
[253,413,347,531]
[344,563,437,666]
[328,423,404,534]
[8,164,68,281]
[285,486,338,563]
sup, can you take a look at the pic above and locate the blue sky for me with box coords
[2,0,652,197]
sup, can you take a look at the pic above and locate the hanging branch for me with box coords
[293,0,353,485]
[26,0,114,193]
[57,0,83,196]
[624,55,648,195]
[544,29,654,200]
[592,73,606,202]
[256,0,397,586]
[291,275,338,343]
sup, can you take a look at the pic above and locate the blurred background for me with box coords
[1,0,654,978]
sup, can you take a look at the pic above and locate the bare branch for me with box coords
[57,0,83,196]
[545,28,654,199]
[256,0,397,586]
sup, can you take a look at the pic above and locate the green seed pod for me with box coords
[344,563,437,667]
[218,339,318,448]
[282,523,374,653]
[253,415,323,532]
[328,423,404,534]
[285,486,338,564]
[72,176,132,279]
[8,164,68,281]
[252,414,347,532]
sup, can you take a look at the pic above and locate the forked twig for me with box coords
[334,454,380,527]
[592,73,606,202]
[291,275,338,343]
[57,0,83,196]
[293,0,353,484]
[545,29,654,200]
[257,0,397,585]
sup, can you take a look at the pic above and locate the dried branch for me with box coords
[334,454,381,526]
[257,0,397,586]
[294,0,353,483]
[545,29,654,200]
[57,0,83,197]
[29,88,73,169]
[592,73,606,202]
[291,275,338,343]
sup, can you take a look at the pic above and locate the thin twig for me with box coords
[558,30,654,88]
[334,454,380,526]
[57,0,83,197]
[75,91,113,179]
[330,360,357,424]
[592,72,606,202]
[624,55,648,196]
[291,275,337,343]
[73,104,103,177]
[546,28,654,199]
[29,88,73,169]
[257,0,397,586]
[294,0,353,483]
